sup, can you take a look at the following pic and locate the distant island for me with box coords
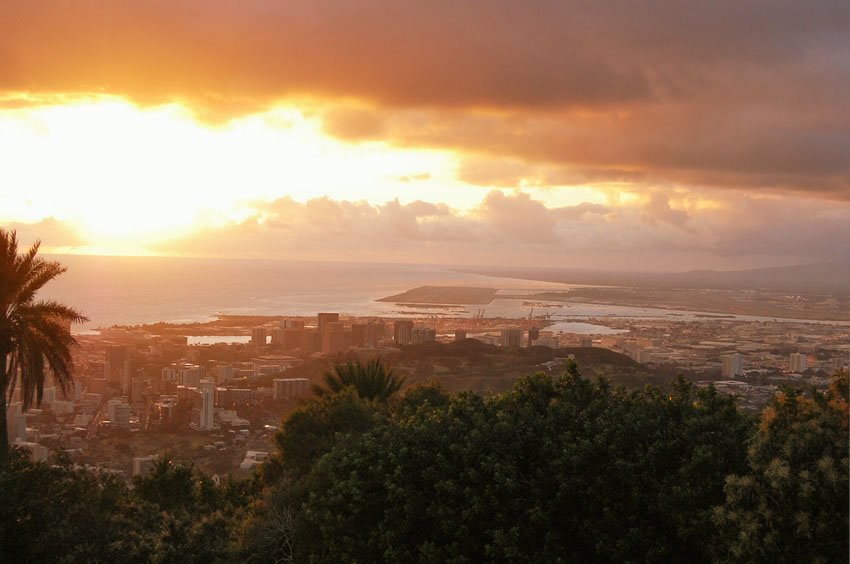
[378,285,498,305]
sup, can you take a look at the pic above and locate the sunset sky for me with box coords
[1,1,847,270]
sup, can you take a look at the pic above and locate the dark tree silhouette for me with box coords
[0,229,87,455]
[314,358,405,402]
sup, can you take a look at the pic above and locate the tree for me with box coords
[0,230,87,455]
[263,387,383,482]
[314,358,405,403]
[714,371,849,563]
[278,370,752,562]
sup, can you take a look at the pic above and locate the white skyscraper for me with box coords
[192,379,217,431]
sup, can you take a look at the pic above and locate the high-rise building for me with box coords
[122,357,134,393]
[394,320,414,345]
[527,327,540,347]
[106,398,130,429]
[269,327,284,346]
[501,328,523,348]
[280,319,305,329]
[790,352,808,372]
[104,345,127,384]
[721,353,744,378]
[322,321,346,354]
[301,330,321,354]
[213,365,235,384]
[351,323,367,347]
[281,327,304,350]
[161,367,177,382]
[251,327,268,347]
[364,322,385,347]
[317,313,340,336]
[130,378,145,404]
[178,365,203,388]
[191,379,217,431]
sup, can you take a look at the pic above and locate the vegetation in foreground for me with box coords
[1,364,847,563]
[0,229,87,454]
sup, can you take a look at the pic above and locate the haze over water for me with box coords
[41,255,848,331]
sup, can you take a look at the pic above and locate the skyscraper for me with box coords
[394,320,414,345]
[721,353,744,378]
[790,352,808,372]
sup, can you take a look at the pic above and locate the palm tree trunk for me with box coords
[0,363,9,457]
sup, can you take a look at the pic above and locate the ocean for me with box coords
[40,255,847,332]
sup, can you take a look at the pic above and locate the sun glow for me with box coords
[0,94,610,255]
[0,96,464,244]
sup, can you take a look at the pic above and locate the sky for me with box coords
[0,0,848,271]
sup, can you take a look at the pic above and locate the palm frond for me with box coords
[314,359,405,402]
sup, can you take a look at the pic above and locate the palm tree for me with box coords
[314,358,405,402]
[0,229,87,455]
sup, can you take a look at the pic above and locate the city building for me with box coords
[455,329,467,341]
[5,402,26,443]
[81,392,102,414]
[394,320,414,345]
[191,379,217,431]
[364,322,385,347]
[217,388,252,407]
[104,345,127,384]
[721,353,744,378]
[527,327,540,347]
[213,364,235,383]
[177,364,203,388]
[501,328,523,348]
[322,321,346,354]
[251,354,301,376]
[412,326,437,344]
[51,400,75,415]
[240,450,269,470]
[790,352,808,372]
[106,398,130,429]
[251,327,268,347]
[273,378,310,400]
[130,378,145,404]
[133,455,157,476]
[269,327,284,346]
[317,313,340,336]
[351,323,367,347]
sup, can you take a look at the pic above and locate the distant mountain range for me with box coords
[460,261,850,295]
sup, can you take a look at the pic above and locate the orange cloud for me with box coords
[1,0,847,200]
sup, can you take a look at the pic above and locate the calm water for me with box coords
[39,255,847,331]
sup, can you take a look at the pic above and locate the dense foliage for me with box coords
[1,364,847,562]
[257,365,757,562]
[0,451,258,563]
[714,375,849,563]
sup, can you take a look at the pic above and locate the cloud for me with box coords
[135,189,848,269]
[640,191,691,229]
[1,1,847,199]
[0,217,86,250]
[2,189,847,270]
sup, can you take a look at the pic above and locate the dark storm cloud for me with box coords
[1,0,847,198]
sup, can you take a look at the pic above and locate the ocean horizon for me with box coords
[41,255,848,332]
